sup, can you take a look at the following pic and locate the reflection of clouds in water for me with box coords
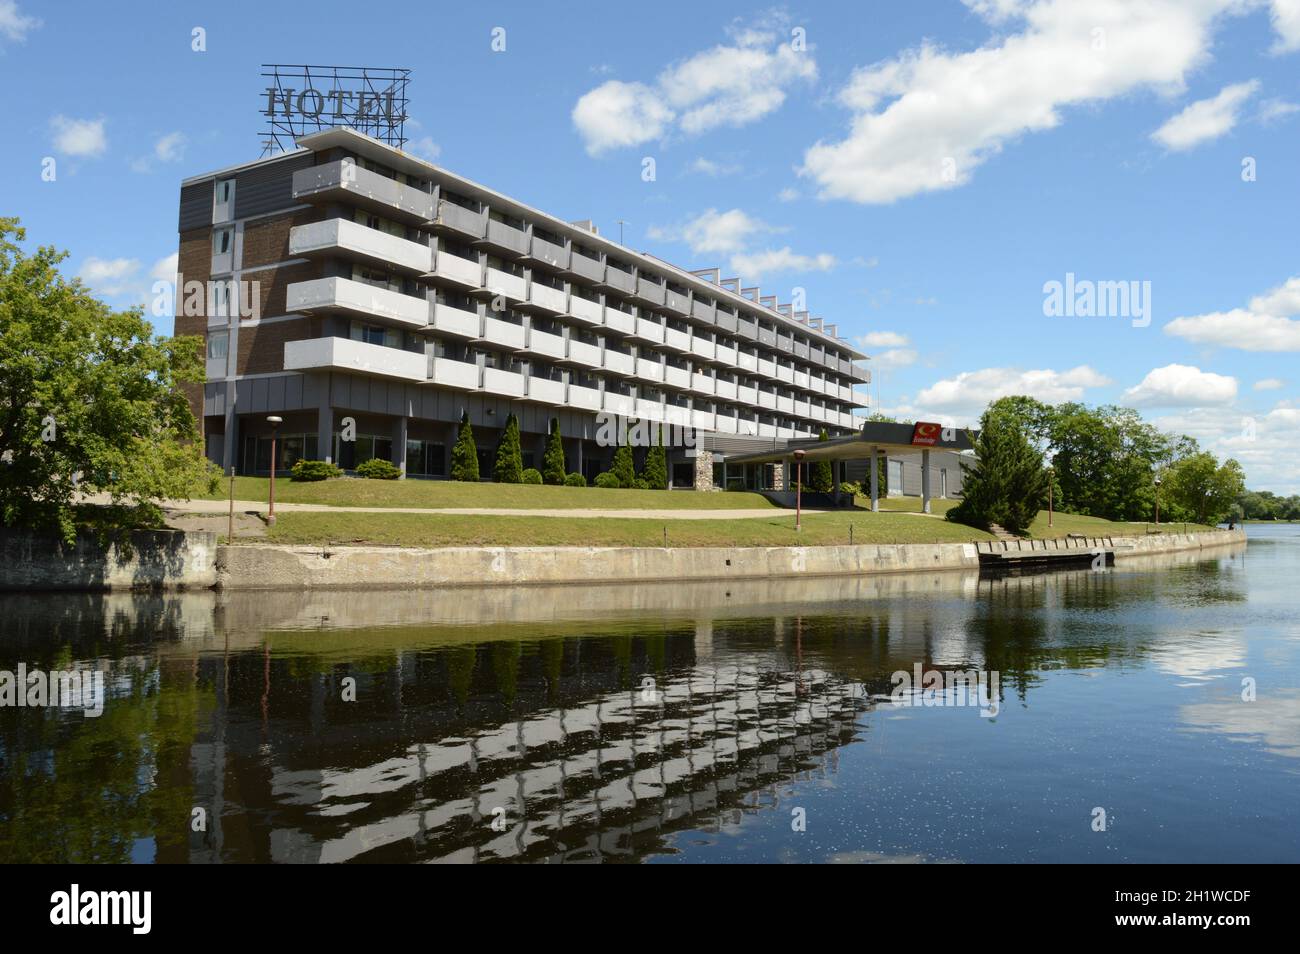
[1150,631,1246,680]
[1181,690,1300,759]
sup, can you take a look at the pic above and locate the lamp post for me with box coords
[1154,474,1162,527]
[266,415,283,527]
[1047,466,1054,528]
[793,449,806,533]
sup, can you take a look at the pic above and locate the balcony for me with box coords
[480,267,526,302]
[715,414,738,434]
[598,308,630,336]
[430,302,480,339]
[286,277,429,330]
[428,199,484,239]
[284,336,426,383]
[756,357,777,379]
[632,276,665,306]
[777,395,794,415]
[292,160,433,224]
[737,385,758,406]
[635,398,664,421]
[519,282,566,315]
[631,316,665,345]
[715,379,738,401]
[602,349,634,376]
[429,356,480,390]
[663,404,690,428]
[794,399,810,418]
[604,391,634,416]
[776,364,794,385]
[474,218,528,256]
[483,367,526,398]
[477,315,525,350]
[523,328,565,360]
[757,390,777,411]
[568,296,603,326]
[715,343,737,367]
[691,409,716,431]
[528,376,566,406]
[564,340,601,368]
[634,357,663,383]
[597,267,635,295]
[289,218,431,274]
[663,327,692,353]
[568,253,603,283]
[663,365,690,390]
[525,235,567,269]
[568,384,601,412]
[691,299,714,323]
[665,288,690,314]
[427,252,481,289]
[690,336,715,360]
[794,369,809,390]
[691,371,715,395]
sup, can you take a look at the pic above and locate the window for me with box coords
[212,226,233,255]
[207,331,229,360]
[349,321,399,348]
[215,179,234,204]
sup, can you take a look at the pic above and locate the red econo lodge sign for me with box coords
[911,422,943,446]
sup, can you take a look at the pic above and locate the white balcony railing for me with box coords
[284,337,426,382]
[289,218,431,274]
[483,367,526,397]
[484,267,526,302]
[430,357,480,390]
[430,302,480,339]
[481,316,525,350]
[430,252,481,287]
[286,277,428,330]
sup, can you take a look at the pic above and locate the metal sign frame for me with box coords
[260,64,411,154]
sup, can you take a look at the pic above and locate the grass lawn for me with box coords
[864,496,961,515]
[1025,511,1216,538]
[258,508,998,548]
[199,476,776,511]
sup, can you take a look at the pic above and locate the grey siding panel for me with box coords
[234,153,314,219]
[179,183,212,232]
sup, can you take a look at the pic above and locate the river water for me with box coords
[1,526,1296,864]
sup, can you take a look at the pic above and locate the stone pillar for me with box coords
[772,461,785,490]
[393,416,408,477]
[922,448,932,514]
[693,450,715,491]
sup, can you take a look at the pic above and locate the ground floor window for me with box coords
[405,440,446,477]
[242,433,317,474]
[671,462,692,488]
[334,433,393,471]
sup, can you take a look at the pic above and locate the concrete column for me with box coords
[222,386,239,474]
[393,416,408,477]
[869,446,879,512]
[922,448,932,514]
[317,402,334,465]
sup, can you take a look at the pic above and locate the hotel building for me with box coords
[175,128,870,488]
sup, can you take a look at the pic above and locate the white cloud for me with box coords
[777,187,800,202]
[79,257,141,297]
[859,330,910,348]
[690,157,743,177]
[150,252,179,286]
[1152,402,1300,494]
[648,208,834,279]
[1254,378,1285,390]
[572,18,816,155]
[1269,0,1300,53]
[799,0,1256,204]
[154,131,186,162]
[1122,363,1238,407]
[872,348,919,371]
[1164,276,1300,351]
[1151,80,1259,150]
[912,365,1110,417]
[410,136,441,160]
[0,0,39,44]
[50,115,107,158]
[1257,97,1300,122]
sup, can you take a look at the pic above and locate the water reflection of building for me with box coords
[184,625,871,864]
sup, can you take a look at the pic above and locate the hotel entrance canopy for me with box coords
[722,421,976,514]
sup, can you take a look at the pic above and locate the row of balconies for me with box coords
[285,268,865,406]
[288,173,866,379]
[282,337,859,432]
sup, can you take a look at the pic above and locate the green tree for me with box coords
[641,424,668,490]
[0,218,213,539]
[450,411,479,481]
[542,417,566,485]
[1165,452,1246,525]
[493,412,523,483]
[809,428,834,492]
[611,444,635,488]
[948,406,1050,534]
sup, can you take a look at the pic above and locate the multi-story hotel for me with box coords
[176,127,870,488]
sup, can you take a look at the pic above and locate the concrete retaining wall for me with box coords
[0,529,218,591]
[215,528,1244,590]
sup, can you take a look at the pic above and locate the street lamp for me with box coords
[793,449,806,533]
[1047,466,1054,528]
[266,415,283,526]
[1154,474,1162,526]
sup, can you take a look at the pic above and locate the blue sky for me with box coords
[3,0,1299,491]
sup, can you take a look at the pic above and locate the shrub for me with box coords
[356,457,401,480]
[564,472,586,487]
[611,445,635,488]
[809,429,834,492]
[641,424,668,489]
[521,468,543,485]
[948,406,1049,534]
[494,412,523,483]
[450,412,480,482]
[840,480,861,497]
[290,459,342,482]
[633,478,649,490]
[594,471,620,489]
[543,418,566,485]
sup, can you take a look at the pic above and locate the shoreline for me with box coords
[213,528,1246,591]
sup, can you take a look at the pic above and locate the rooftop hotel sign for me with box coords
[260,64,411,154]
